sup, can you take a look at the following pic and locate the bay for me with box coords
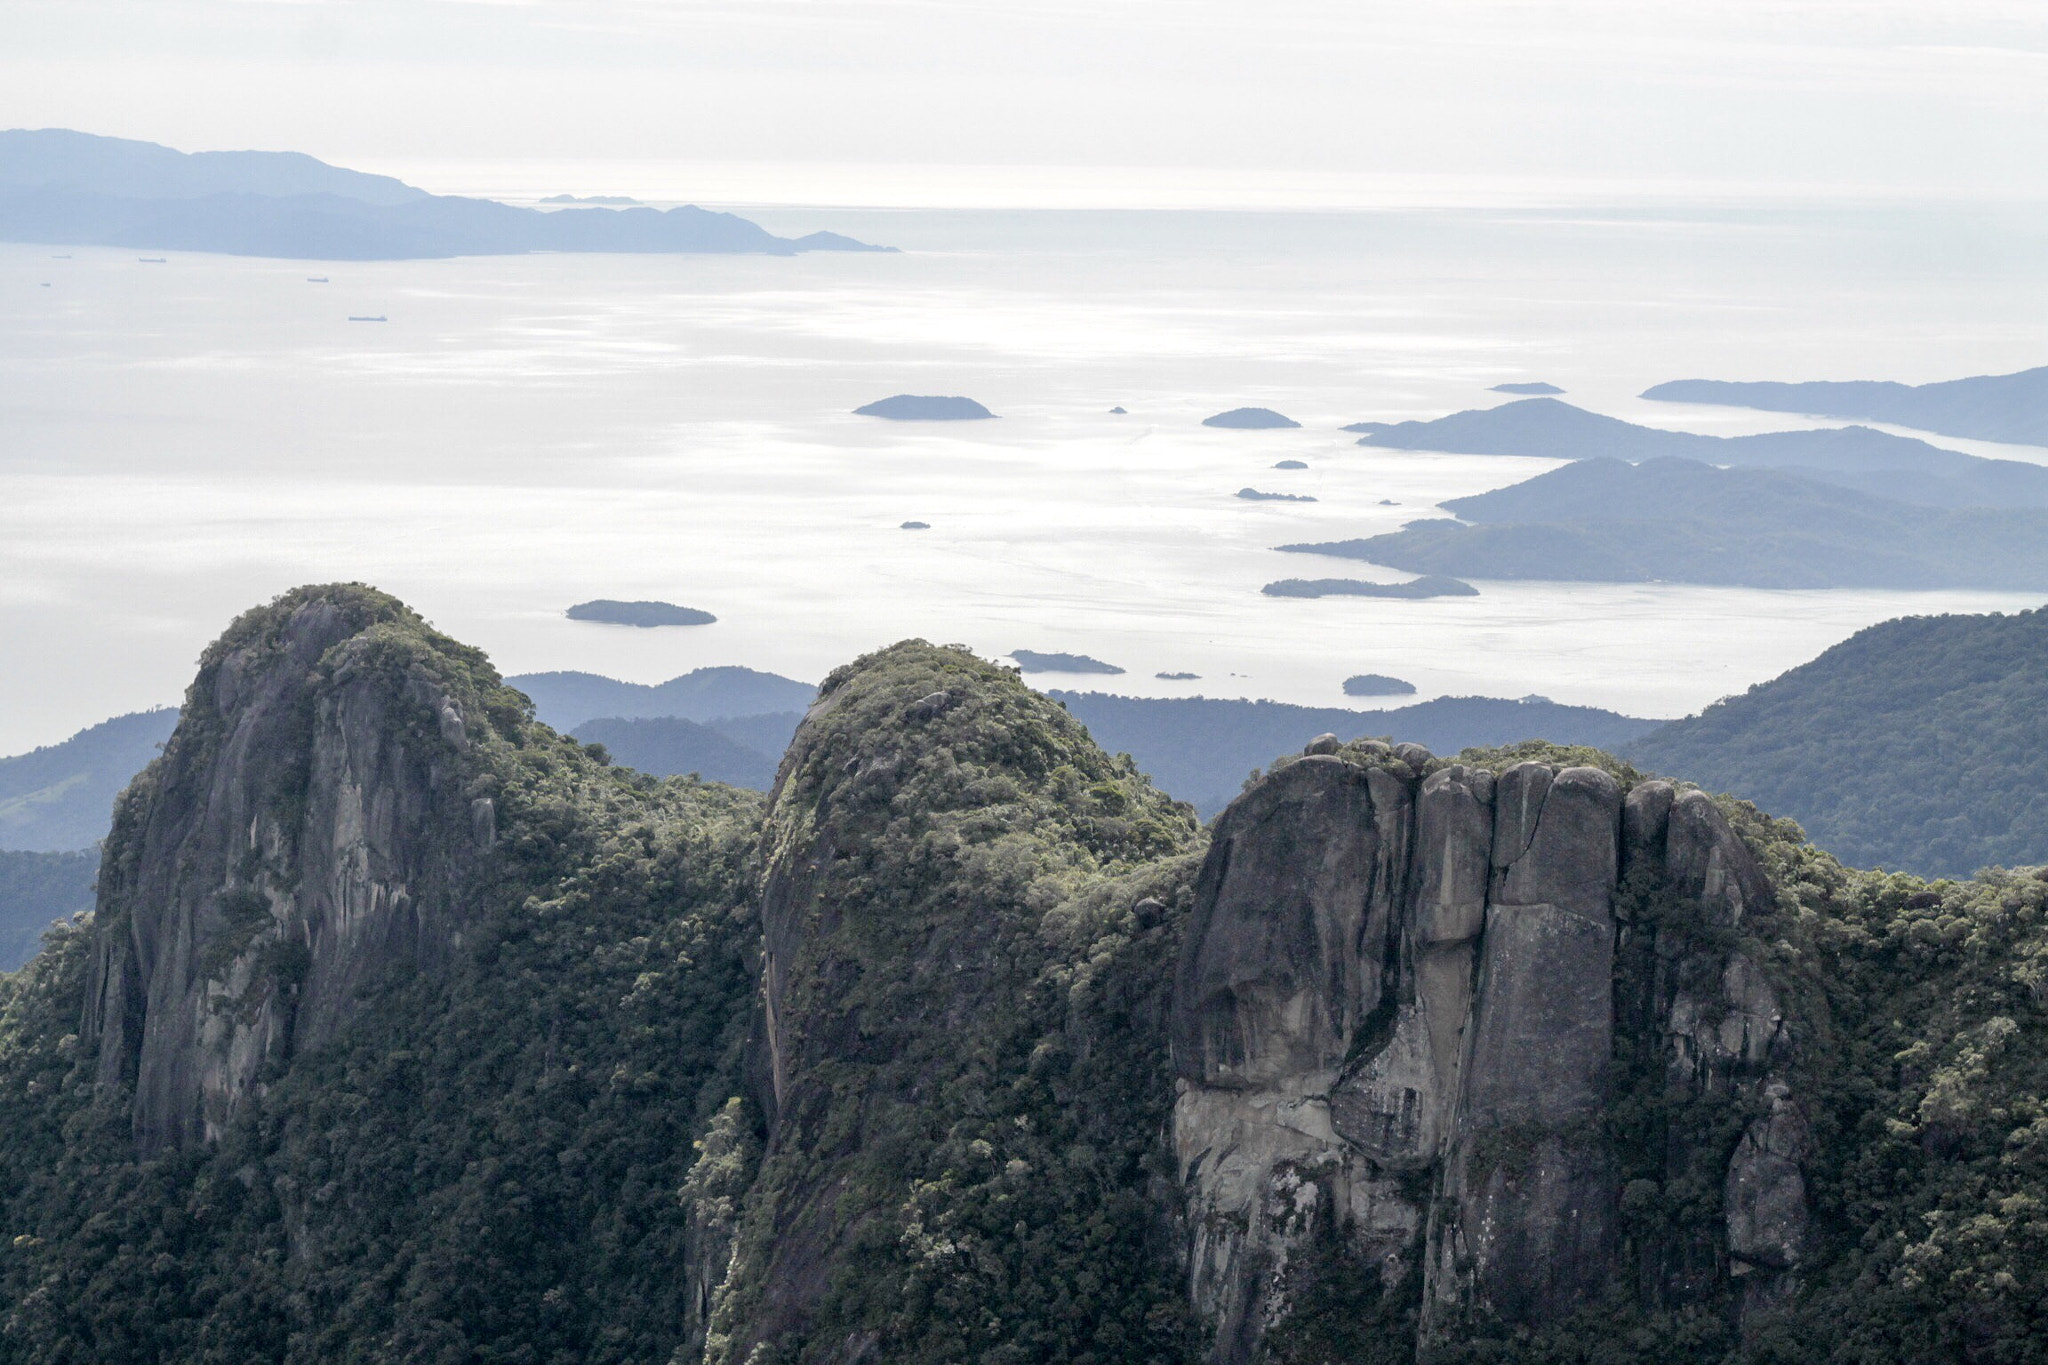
[2,198,2044,754]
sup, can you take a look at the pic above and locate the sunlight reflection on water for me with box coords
[1,202,2044,752]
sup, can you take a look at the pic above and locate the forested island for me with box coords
[565,599,717,627]
[1282,456,2048,590]
[1643,363,2048,446]
[1203,407,1299,428]
[854,395,996,420]
[1347,396,2048,507]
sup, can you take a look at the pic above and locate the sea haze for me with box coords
[2,199,2046,754]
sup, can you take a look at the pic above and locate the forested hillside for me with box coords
[0,587,768,1361]
[0,709,177,852]
[0,850,95,971]
[0,586,2043,1361]
[1627,608,2048,877]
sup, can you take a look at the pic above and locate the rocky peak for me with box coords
[711,641,1203,1363]
[81,585,515,1151]
[1172,746,1810,1360]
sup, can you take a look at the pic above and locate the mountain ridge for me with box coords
[0,129,893,259]
[1643,365,2048,447]
[0,584,2043,1361]
[1624,606,2048,876]
[1282,456,2048,590]
[1348,397,2048,508]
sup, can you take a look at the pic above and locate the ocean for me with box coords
[3,192,2045,754]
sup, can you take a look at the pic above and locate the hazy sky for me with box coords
[3,0,2047,204]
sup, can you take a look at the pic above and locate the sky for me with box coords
[2,0,2047,205]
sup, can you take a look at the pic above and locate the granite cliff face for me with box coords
[81,587,503,1151]
[1173,742,1809,1359]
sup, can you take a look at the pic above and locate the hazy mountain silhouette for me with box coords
[1284,456,2048,590]
[854,395,996,420]
[1643,366,2048,447]
[0,129,892,260]
[1203,407,1299,429]
[0,128,426,204]
[568,715,781,790]
[1349,397,2048,508]
[507,667,816,732]
[1051,690,1661,816]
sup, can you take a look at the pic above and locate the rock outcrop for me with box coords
[1173,748,1810,1360]
[704,641,1202,1364]
[81,586,502,1151]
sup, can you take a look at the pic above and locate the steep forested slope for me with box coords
[0,586,766,1362]
[0,586,2044,1363]
[705,641,1205,1364]
[0,709,177,852]
[0,850,96,971]
[1627,608,2048,877]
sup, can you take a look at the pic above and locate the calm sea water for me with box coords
[2,202,2045,754]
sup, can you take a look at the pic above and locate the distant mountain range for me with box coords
[0,128,892,260]
[1049,691,1664,815]
[510,666,1662,817]
[569,716,787,791]
[0,666,1664,860]
[1643,365,2048,448]
[10,603,2046,951]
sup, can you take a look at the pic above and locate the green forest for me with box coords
[0,588,2043,1362]
[1628,607,2048,878]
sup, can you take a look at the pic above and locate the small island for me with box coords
[1110,406,1128,414]
[854,395,996,421]
[1156,671,1201,681]
[1490,381,1564,395]
[900,521,930,530]
[1343,673,1419,697]
[1203,407,1300,429]
[1010,650,1125,675]
[1261,576,1478,600]
[1237,488,1318,502]
[1273,459,1308,470]
[565,599,717,627]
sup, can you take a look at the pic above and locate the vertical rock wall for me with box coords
[1173,747,1811,1360]
[80,589,490,1152]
